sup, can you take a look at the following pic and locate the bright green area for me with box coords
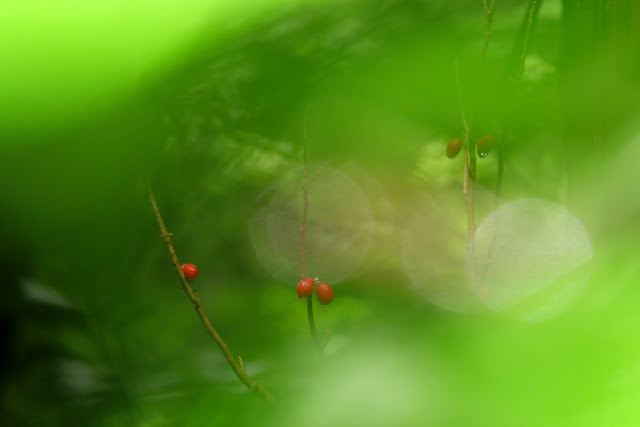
[2,1,640,425]
[0,0,310,134]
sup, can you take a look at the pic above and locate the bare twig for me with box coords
[484,143,504,282]
[146,179,276,404]
[482,1,542,283]
[307,297,321,352]
[480,0,497,63]
[480,0,504,209]
[300,104,310,280]
[454,60,476,264]
[300,104,323,357]
[453,2,498,283]
[511,0,543,83]
[494,0,541,205]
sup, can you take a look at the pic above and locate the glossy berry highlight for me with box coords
[477,134,495,158]
[316,282,334,305]
[446,138,463,159]
[297,277,316,299]
[181,263,198,280]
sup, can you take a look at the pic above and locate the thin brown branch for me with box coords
[307,297,321,351]
[493,0,541,208]
[512,0,543,83]
[300,113,309,280]
[454,60,476,263]
[300,104,323,358]
[480,0,500,208]
[480,0,497,63]
[146,179,276,404]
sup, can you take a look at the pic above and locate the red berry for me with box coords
[181,263,198,280]
[446,138,462,159]
[316,282,333,305]
[297,277,316,299]
[477,134,495,158]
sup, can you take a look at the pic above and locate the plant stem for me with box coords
[300,105,323,357]
[480,0,503,209]
[481,0,497,63]
[455,0,498,281]
[512,0,543,83]
[300,163,309,280]
[146,179,276,404]
[307,297,319,340]
[494,0,541,206]
[455,60,476,268]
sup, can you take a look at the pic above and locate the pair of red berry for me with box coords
[297,277,333,305]
[446,134,495,159]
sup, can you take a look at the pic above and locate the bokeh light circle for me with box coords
[249,164,374,285]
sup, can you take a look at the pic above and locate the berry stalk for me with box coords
[300,105,323,357]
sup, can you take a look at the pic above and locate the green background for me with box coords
[2,0,640,425]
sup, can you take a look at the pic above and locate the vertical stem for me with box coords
[455,60,476,270]
[300,103,310,280]
[307,298,318,341]
[512,0,543,83]
[481,0,497,63]
[300,162,308,279]
[467,143,477,274]
[300,104,323,357]
[481,0,501,210]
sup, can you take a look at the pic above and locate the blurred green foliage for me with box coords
[2,0,640,425]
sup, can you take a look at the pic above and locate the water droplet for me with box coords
[478,151,488,158]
